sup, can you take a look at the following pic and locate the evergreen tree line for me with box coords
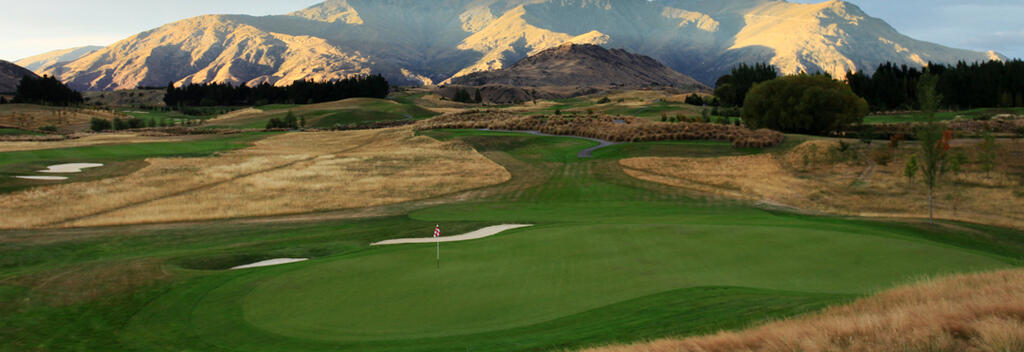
[13,75,84,106]
[846,60,1024,111]
[163,75,390,107]
[713,63,779,107]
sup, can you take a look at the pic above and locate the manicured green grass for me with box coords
[119,108,220,122]
[0,128,43,136]
[1,129,1020,352]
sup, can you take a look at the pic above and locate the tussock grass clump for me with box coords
[586,269,1024,352]
[416,111,784,148]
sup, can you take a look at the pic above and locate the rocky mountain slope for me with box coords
[452,43,705,89]
[0,60,39,93]
[37,0,1003,91]
[14,46,103,73]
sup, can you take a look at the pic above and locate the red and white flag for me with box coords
[433,225,441,238]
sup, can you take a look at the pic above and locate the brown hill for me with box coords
[0,60,38,93]
[450,44,706,90]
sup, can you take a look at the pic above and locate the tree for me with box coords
[283,111,299,129]
[90,118,112,132]
[915,74,948,224]
[0,96,7,104]
[474,89,483,104]
[453,88,472,103]
[14,75,83,106]
[113,117,127,131]
[714,63,778,107]
[741,74,868,135]
[904,154,918,185]
[299,116,307,129]
[685,93,704,106]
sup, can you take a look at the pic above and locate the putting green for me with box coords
[182,216,1007,346]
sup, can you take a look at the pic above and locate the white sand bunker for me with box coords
[14,176,69,181]
[231,258,309,270]
[39,163,104,173]
[372,224,534,246]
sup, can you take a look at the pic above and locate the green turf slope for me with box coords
[110,130,1018,352]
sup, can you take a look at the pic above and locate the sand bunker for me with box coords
[38,163,104,173]
[14,176,69,181]
[371,224,534,246]
[230,258,309,270]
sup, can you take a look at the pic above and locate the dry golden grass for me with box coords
[0,133,186,152]
[621,139,1024,229]
[0,127,509,229]
[0,104,123,133]
[585,269,1024,352]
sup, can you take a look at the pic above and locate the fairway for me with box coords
[99,130,1020,352]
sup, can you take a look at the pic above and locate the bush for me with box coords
[90,118,112,132]
[871,147,894,166]
[597,97,611,104]
[39,125,58,133]
[685,93,704,106]
[742,74,868,135]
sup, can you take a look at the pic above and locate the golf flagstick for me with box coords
[434,224,441,269]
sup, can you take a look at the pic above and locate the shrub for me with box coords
[742,74,868,135]
[685,93,704,106]
[39,125,58,133]
[90,118,112,132]
[597,97,611,104]
[904,154,918,183]
[871,147,894,166]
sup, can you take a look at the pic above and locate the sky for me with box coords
[1,0,1022,62]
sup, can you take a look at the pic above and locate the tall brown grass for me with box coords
[585,269,1024,352]
[415,111,785,148]
[0,127,510,228]
[621,139,1024,230]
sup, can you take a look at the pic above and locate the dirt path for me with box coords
[370,224,533,246]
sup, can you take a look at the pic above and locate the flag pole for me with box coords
[436,224,440,269]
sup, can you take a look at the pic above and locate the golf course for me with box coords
[2,128,1019,352]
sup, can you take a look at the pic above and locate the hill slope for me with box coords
[0,60,38,93]
[451,44,706,89]
[39,0,1003,90]
[14,46,103,73]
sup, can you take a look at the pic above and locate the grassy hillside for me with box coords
[1,128,1019,351]
[205,98,438,129]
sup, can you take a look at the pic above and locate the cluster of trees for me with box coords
[713,63,778,107]
[741,74,868,135]
[452,88,483,103]
[265,111,304,129]
[13,75,83,106]
[846,60,1024,111]
[163,75,390,107]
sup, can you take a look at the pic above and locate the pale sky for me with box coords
[2,0,1022,61]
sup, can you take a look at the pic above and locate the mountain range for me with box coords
[451,43,705,89]
[23,0,1004,91]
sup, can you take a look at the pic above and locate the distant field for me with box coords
[863,107,1024,124]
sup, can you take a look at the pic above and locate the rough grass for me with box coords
[621,139,1024,230]
[585,269,1024,352]
[0,127,509,229]
[0,133,188,153]
[417,110,783,147]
